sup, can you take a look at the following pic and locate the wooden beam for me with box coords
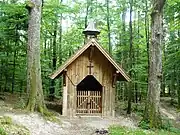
[89,46,94,61]
[112,74,117,88]
[62,75,68,116]
[63,70,67,86]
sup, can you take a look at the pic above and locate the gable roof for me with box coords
[50,38,130,81]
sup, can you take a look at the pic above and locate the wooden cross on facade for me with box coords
[87,61,94,74]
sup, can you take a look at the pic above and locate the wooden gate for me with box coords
[76,90,102,115]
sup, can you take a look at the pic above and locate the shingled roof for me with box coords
[50,38,130,81]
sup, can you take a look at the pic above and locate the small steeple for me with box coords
[83,21,100,39]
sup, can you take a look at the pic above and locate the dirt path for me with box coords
[1,98,180,135]
[2,112,136,135]
[0,99,137,135]
[160,103,180,127]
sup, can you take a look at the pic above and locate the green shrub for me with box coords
[109,126,180,135]
[169,127,180,133]
[109,126,126,135]
[0,116,12,125]
[14,97,26,109]
[109,126,148,135]
[138,120,150,130]
[0,127,6,135]
[161,118,172,131]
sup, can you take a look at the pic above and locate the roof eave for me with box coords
[50,38,131,82]
[49,39,94,79]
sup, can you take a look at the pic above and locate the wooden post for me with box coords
[102,86,105,117]
[112,87,115,117]
[62,71,67,116]
[73,85,77,117]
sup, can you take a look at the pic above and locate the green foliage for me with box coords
[109,126,148,135]
[14,97,26,109]
[0,1,27,93]
[139,120,150,130]
[0,116,30,135]
[0,127,6,135]
[0,0,179,121]
[139,117,180,134]
[161,117,172,131]
[109,126,180,135]
[161,118,180,133]
[0,116,12,125]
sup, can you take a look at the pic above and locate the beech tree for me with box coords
[144,0,166,128]
[26,0,47,113]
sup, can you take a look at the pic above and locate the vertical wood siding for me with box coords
[65,46,116,117]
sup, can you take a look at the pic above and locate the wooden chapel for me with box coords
[50,22,130,117]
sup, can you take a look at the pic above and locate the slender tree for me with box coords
[127,0,133,114]
[59,0,63,65]
[49,15,58,101]
[26,0,47,113]
[144,0,166,128]
[177,72,180,109]
[145,0,150,80]
[106,0,111,54]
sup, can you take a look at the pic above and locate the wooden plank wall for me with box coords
[65,46,116,117]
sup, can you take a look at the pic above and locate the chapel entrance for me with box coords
[76,75,102,115]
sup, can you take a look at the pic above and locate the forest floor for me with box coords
[0,93,136,135]
[1,112,136,135]
[160,97,180,128]
[0,94,180,135]
[0,105,136,135]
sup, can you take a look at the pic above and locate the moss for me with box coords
[143,102,162,129]
[41,108,61,124]
[149,103,162,128]
[40,108,61,124]
[26,63,37,112]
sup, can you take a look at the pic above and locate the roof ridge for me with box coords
[50,38,130,81]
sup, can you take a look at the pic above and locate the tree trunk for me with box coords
[59,0,63,65]
[11,50,16,93]
[106,0,111,54]
[135,11,140,104]
[26,0,47,114]
[12,27,18,93]
[4,52,9,92]
[170,67,176,105]
[177,72,180,109]
[121,7,126,67]
[127,0,133,114]
[143,0,166,128]
[58,0,63,97]
[49,18,58,101]
[145,0,150,91]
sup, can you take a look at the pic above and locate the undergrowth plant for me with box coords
[0,127,6,135]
